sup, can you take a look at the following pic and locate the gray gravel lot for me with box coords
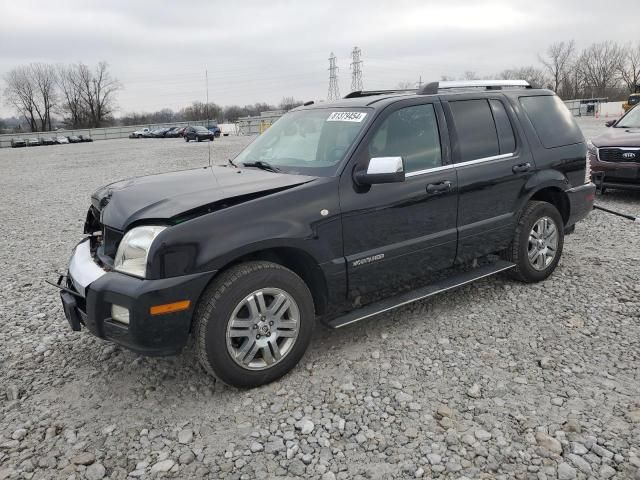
[1,122,639,480]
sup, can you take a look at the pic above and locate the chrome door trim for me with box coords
[404,153,514,178]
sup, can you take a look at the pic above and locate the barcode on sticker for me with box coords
[327,112,367,122]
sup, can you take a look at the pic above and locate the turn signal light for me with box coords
[150,300,191,316]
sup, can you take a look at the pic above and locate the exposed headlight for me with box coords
[114,225,166,278]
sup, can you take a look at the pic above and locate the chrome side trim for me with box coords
[455,153,514,168]
[405,164,454,177]
[68,239,106,298]
[405,153,514,178]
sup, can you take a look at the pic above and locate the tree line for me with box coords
[430,40,640,101]
[3,62,121,132]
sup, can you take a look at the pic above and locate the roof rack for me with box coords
[344,89,416,99]
[418,80,531,95]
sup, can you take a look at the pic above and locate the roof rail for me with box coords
[418,80,531,95]
[344,89,416,99]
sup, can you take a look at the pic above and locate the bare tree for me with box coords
[499,66,548,88]
[76,62,121,127]
[31,63,57,131]
[396,81,415,89]
[539,41,575,93]
[57,64,87,128]
[578,41,624,97]
[463,71,479,80]
[619,42,640,93]
[3,66,38,131]
[279,96,303,111]
[4,64,58,132]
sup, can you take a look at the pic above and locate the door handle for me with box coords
[426,181,452,195]
[512,162,532,173]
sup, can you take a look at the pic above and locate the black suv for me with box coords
[55,80,595,387]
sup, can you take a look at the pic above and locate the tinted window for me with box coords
[490,99,516,153]
[449,99,499,162]
[368,104,441,173]
[519,95,583,148]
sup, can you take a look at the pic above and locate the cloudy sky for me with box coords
[0,0,637,117]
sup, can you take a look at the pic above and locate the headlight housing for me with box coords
[114,225,166,278]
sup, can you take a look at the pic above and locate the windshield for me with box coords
[234,108,370,176]
[617,106,640,128]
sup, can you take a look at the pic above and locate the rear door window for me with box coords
[449,99,500,162]
[489,99,516,154]
[519,95,583,148]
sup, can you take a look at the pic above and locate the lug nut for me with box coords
[269,321,274,326]
[256,334,260,339]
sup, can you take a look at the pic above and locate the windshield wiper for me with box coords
[241,161,281,173]
[228,158,237,167]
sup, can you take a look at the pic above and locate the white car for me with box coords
[55,136,69,144]
[130,128,150,139]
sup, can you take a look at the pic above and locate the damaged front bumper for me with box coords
[52,238,215,356]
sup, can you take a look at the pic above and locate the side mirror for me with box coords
[354,157,405,185]
[605,120,616,127]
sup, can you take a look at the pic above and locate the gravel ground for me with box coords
[1,123,639,480]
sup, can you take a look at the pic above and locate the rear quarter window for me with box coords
[519,95,583,148]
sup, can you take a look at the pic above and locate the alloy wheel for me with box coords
[226,288,300,370]
[527,216,559,271]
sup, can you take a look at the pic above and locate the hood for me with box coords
[592,127,640,148]
[92,166,317,230]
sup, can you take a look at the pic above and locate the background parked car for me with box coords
[67,135,82,143]
[164,127,182,138]
[26,138,40,147]
[11,138,26,148]
[207,123,222,138]
[78,134,93,142]
[129,127,150,139]
[149,127,172,138]
[184,126,214,142]
[40,136,56,145]
[55,136,69,144]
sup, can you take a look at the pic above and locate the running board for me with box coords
[327,260,515,329]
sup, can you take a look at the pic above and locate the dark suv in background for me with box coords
[55,80,595,387]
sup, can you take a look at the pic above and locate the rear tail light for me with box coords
[585,141,596,183]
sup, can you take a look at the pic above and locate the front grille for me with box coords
[599,148,640,163]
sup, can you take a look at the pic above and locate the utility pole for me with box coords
[416,75,423,89]
[350,46,363,92]
[328,52,340,101]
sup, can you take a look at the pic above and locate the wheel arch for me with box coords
[519,171,571,225]
[201,246,329,318]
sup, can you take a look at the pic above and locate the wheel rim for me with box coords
[226,288,300,371]
[527,216,559,271]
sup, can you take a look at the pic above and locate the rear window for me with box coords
[449,99,499,162]
[519,95,583,148]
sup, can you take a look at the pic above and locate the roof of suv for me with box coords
[298,80,554,111]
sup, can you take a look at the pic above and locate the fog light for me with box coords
[111,304,130,325]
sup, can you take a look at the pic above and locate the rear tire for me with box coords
[194,261,315,388]
[502,201,564,283]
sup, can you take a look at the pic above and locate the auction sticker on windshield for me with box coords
[327,112,367,122]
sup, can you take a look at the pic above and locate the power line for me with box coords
[350,47,363,92]
[327,52,340,101]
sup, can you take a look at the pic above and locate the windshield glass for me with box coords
[234,108,370,176]
[617,106,640,128]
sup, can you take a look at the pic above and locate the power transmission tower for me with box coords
[328,52,340,101]
[350,47,363,91]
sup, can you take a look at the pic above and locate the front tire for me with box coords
[194,261,315,388]
[502,201,564,283]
